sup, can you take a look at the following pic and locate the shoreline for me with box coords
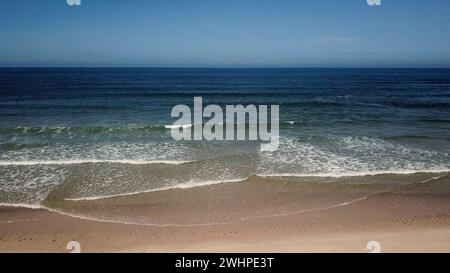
[1,173,449,252]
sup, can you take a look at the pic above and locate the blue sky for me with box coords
[1,0,450,67]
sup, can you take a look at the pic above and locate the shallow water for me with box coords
[0,68,449,206]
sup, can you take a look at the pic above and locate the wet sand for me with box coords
[0,173,449,253]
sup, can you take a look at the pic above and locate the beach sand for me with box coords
[0,173,449,253]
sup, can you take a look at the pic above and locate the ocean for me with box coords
[0,68,449,208]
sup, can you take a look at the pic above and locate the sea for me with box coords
[0,68,449,209]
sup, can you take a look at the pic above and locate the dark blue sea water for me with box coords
[0,68,449,205]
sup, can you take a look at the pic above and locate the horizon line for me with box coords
[1,66,450,69]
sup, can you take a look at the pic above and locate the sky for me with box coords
[1,0,450,67]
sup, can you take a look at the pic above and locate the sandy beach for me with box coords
[1,172,449,253]
[2,0,450,257]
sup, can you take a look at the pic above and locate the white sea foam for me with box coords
[64,178,248,201]
[164,124,193,129]
[0,203,42,210]
[258,169,450,178]
[257,136,450,177]
[0,159,191,166]
[0,142,198,167]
